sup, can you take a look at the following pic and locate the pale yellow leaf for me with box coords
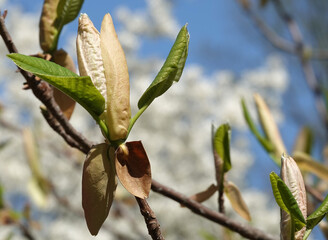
[254,93,286,159]
[224,181,251,221]
[293,151,328,181]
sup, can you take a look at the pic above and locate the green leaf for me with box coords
[306,194,328,230]
[56,0,84,26]
[270,172,306,231]
[277,179,306,230]
[0,184,4,209]
[241,98,278,164]
[137,24,189,109]
[213,123,231,173]
[270,172,289,213]
[7,53,105,118]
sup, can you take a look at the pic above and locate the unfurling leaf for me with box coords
[306,194,328,231]
[52,49,76,119]
[56,0,84,26]
[292,127,313,155]
[137,24,189,109]
[293,151,328,181]
[224,181,251,221]
[271,155,307,240]
[39,0,60,52]
[213,123,231,173]
[254,94,286,162]
[100,13,130,141]
[241,98,275,155]
[115,141,151,199]
[82,144,117,236]
[185,184,217,205]
[39,0,84,53]
[7,53,105,118]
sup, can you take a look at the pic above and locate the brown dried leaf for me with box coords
[181,184,217,207]
[52,49,76,119]
[115,141,151,199]
[224,181,251,221]
[82,144,117,236]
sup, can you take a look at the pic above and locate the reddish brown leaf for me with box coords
[52,49,76,120]
[115,141,151,199]
[82,144,117,236]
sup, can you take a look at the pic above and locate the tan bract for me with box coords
[100,13,130,141]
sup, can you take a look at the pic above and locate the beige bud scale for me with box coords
[77,13,130,141]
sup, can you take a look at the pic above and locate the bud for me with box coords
[39,0,60,52]
[77,13,130,141]
[280,154,307,240]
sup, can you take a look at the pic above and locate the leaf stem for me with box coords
[127,104,149,138]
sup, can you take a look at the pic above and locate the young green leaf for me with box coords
[277,180,306,230]
[306,194,328,230]
[213,123,231,172]
[137,24,189,109]
[56,0,84,26]
[82,144,117,236]
[241,98,276,160]
[270,172,289,213]
[0,185,4,209]
[270,172,306,228]
[7,53,105,118]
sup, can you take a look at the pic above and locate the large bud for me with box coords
[280,154,307,240]
[77,13,130,141]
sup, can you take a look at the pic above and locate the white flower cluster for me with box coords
[0,0,289,239]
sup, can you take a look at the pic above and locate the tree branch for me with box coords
[151,179,277,240]
[135,197,164,240]
[0,12,93,153]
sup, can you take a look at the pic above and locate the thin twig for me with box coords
[272,0,328,135]
[211,125,225,213]
[151,179,277,240]
[239,3,328,60]
[0,13,93,153]
[135,197,164,240]
[40,107,90,154]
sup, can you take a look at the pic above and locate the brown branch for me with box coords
[135,197,164,240]
[0,12,93,153]
[151,179,277,240]
[40,106,89,154]
[271,0,328,135]
[239,4,328,60]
